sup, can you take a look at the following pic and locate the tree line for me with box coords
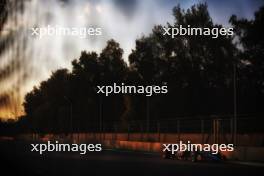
[1,4,264,134]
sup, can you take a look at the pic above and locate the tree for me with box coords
[230,6,264,114]
[22,4,264,133]
[24,69,71,132]
[23,40,130,132]
[129,3,237,117]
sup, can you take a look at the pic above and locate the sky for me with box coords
[0,0,263,119]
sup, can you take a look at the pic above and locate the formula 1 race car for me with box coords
[162,150,226,162]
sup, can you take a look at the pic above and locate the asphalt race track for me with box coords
[0,140,263,176]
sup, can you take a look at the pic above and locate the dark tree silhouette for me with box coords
[23,40,129,133]
[24,69,70,132]
[230,6,264,114]
[17,4,264,133]
[129,4,237,118]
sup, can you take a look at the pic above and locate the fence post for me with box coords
[146,97,150,138]
[127,123,130,141]
[115,123,117,141]
[157,121,160,142]
[230,118,233,144]
[217,119,220,144]
[140,123,143,141]
[213,119,220,144]
[103,124,105,141]
[201,119,204,144]
[213,119,217,144]
[177,119,180,141]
